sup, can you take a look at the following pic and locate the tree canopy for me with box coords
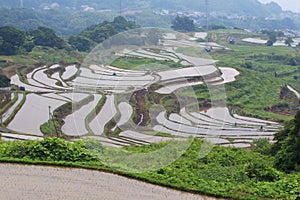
[171,15,196,32]
[0,74,10,87]
[0,26,25,55]
[0,26,66,55]
[68,16,139,52]
[28,27,65,49]
[273,110,300,172]
[262,30,284,46]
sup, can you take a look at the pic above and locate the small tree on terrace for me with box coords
[171,15,195,32]
[285,37,294,47]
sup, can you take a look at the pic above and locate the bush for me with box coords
[252,138,273,155]
[245,159,281,182]
[0,137,96,162]
[274,111,300,172]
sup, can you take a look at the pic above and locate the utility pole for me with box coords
[205,0,209,37]
[119,0,122,16]
[48,106,52,137]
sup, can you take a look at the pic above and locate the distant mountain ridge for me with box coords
[0,0,284,16]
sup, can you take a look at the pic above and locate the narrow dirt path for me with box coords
[0,163,222,200]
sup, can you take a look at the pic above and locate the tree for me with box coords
[285,37,294,47]
[0,26,25,55]
[73,16,139,51]
[273,111,300,172]
[28,27,65,49]
[171,15,195,32]
[262,30,283,46]
[266,40,274,46]
[0,74,10,87]
[68,35,94,52]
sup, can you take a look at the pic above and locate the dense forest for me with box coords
[0,2,298,37]
[0,16,139,87]
[0,26,65,55]
[0,8,173,37]
[0,16,139,55]
[69,16,139,51]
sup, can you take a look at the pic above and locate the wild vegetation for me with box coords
[207,30,300,121]
[0,26,65,56]
[0,13,300,199]
[68,16,139,52]
[0,0,287,17]
[171,15,196,32]
[0,0,298,38]
[1,113,300,200]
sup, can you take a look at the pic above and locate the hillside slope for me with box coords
[0,0,283,17]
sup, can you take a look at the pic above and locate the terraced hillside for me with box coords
[1,29,283,148]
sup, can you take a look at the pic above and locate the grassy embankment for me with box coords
[169,29,300,122]
[111,41,298,122]
[0,137,299,199]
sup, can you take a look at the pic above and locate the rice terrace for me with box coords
[1,4,300,199]
[1,29,282,148]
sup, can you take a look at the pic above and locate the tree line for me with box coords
[0,16,139,55]
[0,26,65,55]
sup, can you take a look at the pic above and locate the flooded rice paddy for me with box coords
[1,30,282,148]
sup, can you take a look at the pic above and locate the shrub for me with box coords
[252,138,273,155]
[0,137,95,162]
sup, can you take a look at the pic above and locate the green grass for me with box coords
[0,137,299,199]
[1,47,86,85]
[0,92,18,116]
[110,56,184,70]
[206,43,300,121]
[28,46,85,65]
[3,92,26,126]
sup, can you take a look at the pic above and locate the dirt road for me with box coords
[0,163,220,200]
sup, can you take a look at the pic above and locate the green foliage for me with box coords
[68,35,94,52]
[252,138,273,155]
[211,43,300,121]
[0,137,95,162]
[245,157,281,182]
[171,15,195,32]
[241,61,253,69]
[70,16,139,51]
[273,111,300,172]
[0,26,68,55]
[111,56,183,70]
[0,137,300,199]
[3,92,26,126]
[261,30,284,46]
[285,37,294,47]
[0,26,25,55]
[0,0,285,18]
[0,92,18,116]
[266,39,274,46]
[0,74,10,87]
[81,138,105,161]
[28,26,65,49]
